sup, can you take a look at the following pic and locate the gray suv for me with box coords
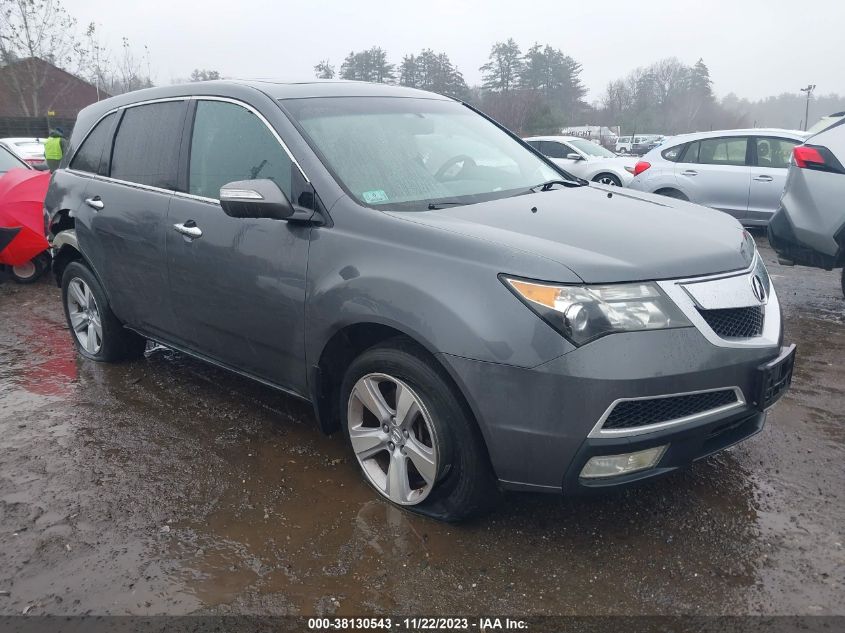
[46,81,795,521]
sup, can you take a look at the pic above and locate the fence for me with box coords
[0,116,76,139]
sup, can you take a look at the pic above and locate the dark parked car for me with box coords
[46,81,795,521]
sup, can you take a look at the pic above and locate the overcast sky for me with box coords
[63,0,844,102]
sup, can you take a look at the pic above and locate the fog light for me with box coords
[580,445,668,479]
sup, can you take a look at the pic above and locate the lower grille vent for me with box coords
[603,389,740,430]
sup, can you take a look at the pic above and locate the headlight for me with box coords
[741,229,757,266]
[503,277,691,346]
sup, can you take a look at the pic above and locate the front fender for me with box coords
[304,206,576,371]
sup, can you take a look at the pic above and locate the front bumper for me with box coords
[563,408,765,494]
[439,325,787,493]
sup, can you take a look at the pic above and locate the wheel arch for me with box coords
[52,231,83,287]
[591,171,622,184]
[308,320,485,446]
[51,231,110,304]
[654,186,689,200]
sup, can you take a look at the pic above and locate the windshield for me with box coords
[808,114,844,134]
[567,138,616,158]
[0,146,27,173]
[282,97,560,210]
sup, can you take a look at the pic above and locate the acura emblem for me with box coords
[751,275,766,303]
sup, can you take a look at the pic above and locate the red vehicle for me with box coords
[0,147,51,283]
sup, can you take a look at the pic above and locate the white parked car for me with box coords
[615,135,663,155]
[627,128,809,226]
[524,135,636,186]
[0,137,46,167]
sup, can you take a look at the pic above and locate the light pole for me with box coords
[800,84,816,131]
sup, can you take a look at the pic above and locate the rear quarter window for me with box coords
[70,112,116,175]
[110,101,186,189]
[661,145,684,162]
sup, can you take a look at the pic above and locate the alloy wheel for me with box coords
[66,277,103,354]
[347,373,439,505]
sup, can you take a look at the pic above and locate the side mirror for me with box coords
[219,179,312,221]
[566,153,583,161]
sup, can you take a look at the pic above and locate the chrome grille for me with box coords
[602,389,740,430]
[697,306,765,338]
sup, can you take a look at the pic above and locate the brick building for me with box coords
[0,57,106,137]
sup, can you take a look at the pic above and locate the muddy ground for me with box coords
[0,236,842,617]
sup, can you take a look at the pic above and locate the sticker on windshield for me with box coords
[362,190,389,204]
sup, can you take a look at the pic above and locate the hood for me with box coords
[386,186,752,283]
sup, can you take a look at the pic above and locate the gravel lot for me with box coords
[0,235,842,616]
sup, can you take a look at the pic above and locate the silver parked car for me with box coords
[524,135,636,186]
[768,118,845,296]
[628,129,808,226]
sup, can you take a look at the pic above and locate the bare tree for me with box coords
[313,59,335,79]
[0,0,89,115]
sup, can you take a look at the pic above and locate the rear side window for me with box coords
[188,100,292,200]
[110,101,185,189]
[539,141,572,159]
[687,137,748,166]
[755,137,799,169]
[70,112,116,175]
[661,145,683,162]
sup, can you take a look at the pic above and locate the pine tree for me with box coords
[480,39,523,92]
[399,49,468,98]
[339,47,395,83]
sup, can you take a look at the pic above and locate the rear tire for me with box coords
[11,252,48,284]
[340,338,499,522]
[61,261,146,362]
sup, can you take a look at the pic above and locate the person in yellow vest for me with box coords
[44,128,67,172]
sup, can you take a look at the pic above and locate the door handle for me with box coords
[753,175,774,182]
[85,196,104,211]
[681,170,698,176]
[173,221,203,239]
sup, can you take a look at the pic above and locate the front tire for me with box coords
[61,261,146,362]
[340,338,498,522]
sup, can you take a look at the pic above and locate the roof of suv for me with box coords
[663,128,809,144]
[235,79,452,100]
[71,80,455,137]
[95,79,450,107]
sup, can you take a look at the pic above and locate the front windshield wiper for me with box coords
[530,178,587,192]
[427,201,467,210]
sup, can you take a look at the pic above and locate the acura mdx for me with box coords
[46,81,795,521]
